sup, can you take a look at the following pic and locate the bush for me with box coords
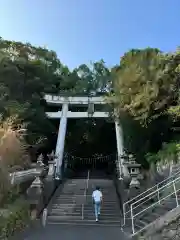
[0,199,30,239]
[0,166,11,206]
[0,126,31,206]
[0,128,30,170]
[146,141,180,166]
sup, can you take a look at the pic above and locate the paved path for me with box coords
[20,224,129,240]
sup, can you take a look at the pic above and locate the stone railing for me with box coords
[9,168,40,185]
[26,160,58,219]
[8,154,67,223]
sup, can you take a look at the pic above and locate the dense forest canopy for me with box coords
[1,37,180,168]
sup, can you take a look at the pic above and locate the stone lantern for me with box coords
[53,153,62,180]
[47,151,56,178]
[126,154,141,188]
[27,154,44,202]
[120,151,130,181]
[48,150,55,161]
[63,152,68,171]
[37,154,44,167]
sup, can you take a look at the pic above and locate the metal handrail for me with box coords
[129,175,180,235]
[81,183,86,220]
[123,166,180,225]
[132,174,180,207]
[86,170,90,190]
[81,170,90,220]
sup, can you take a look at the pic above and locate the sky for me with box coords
[0,0,180,69]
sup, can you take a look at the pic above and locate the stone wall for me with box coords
[159,218,180,240]
[134,206,180,240]
[27,176,59,217]
[139,218,180,240]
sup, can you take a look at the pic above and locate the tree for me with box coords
[108,48,180,166]
[111,48,177,125]
[2,36,180,169]
[73,60,111,95]
[0,37,74,145]
[0,37,113,157]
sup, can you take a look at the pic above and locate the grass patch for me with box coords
[0,198,31,239]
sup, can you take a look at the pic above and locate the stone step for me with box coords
[88,189,116,191]
[47,216,121,226]
[82,209,121,213]
[52,203,79,207]
[50,212,121,218]
[49,212,121,220]
[84,205,120,209]
[51,206,120,212]
[50,213,121,219]
[47,222,121,227]
[65,184,86,186]
[49,211,82,216]
[54,199,84,203]
[88,185,115,187]
[55,196,85,199]
[54,199,119,202]
[83,214,121,219]
[52,205,120,209]
[86,201,119,204]
[60,191,86,193]
[48,215,82,220]
[86,196,118,199]
[58,192,85,195]
[50,207,121,214]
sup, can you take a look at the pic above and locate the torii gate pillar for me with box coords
[55,103,68,179]
[115,120,129,179]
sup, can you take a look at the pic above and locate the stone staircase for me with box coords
[84,179,121,225]
[46,177,121,226]
[47,178,86,224]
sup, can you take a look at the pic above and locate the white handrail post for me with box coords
[42,208,47,227]
[123,203,126,226]
[157,184,160,204]
[11,172,16,185]
[82,170,90,220]
[82,180,86,220]
[87,170,90,190]
[173,180,179,207]
[82,204,84,220]
[130,204,135,235]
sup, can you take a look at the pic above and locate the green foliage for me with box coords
[0,198,30,239]
[119,112,150,168]
[112,48,178,125]
[1,36,180,169]
[0,185,20,207]
[0,38,61,144]
[73,60,111,94]
[145,152,160,165]
[109,48,180,167]
[0,128,30,169]
[0,166,10,205]
[0,38,111,148]
[146,142,180,165]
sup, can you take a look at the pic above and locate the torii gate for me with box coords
[44,94,129,179]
